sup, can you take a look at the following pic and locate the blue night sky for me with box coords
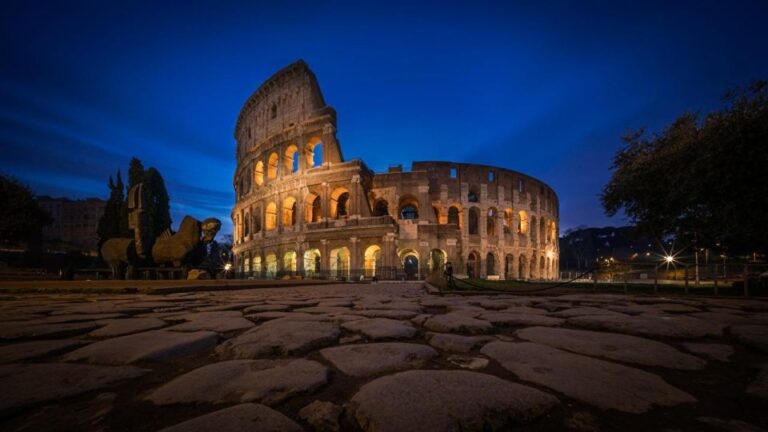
[2,0,767,237]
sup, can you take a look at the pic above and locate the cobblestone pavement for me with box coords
[0,283,767,431]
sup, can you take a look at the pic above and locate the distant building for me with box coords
[38,196,106,254]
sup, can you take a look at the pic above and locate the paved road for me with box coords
[0,283,766,431]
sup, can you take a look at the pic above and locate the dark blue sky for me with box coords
[2,1,767,236]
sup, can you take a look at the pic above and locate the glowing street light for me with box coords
[224,263,233,271]
[665,255,675,263]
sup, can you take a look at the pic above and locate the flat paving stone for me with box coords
[516,326,706,370]
[480,311,565,327]
[354,309,420,320]
[349,370,558,432]
[168,313,254,333]
[423,312,493,334]
[425,332,494,353]
[0,321,100,340]
[217,320,340,358]
[89,318,166,337]
[682,342,735,362]
[147,359,328,405]
[299,400,342,432]
[242,304,291,313]
[158,403,302,432]
[341,318,417,340]
[481,341,696,413]
[0,362,147,412]
[320,343,437,377]
[550,307,628,318]
[747,364,768,399]
[64,330,218,364]
[731,325,768,352]
[567,314,723,339]
[0,339,86,363]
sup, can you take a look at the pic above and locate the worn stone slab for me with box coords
[481,341,695,413]
[349,370,558,432]
[567,314,722,339]
[299,400,342,432]
[682,342,734,362]
[516,327,706,370]
[293,306,351,314]
[242,304,291,313]
[425,332,494,353]
[341,318,416,340]
[423,312,493,334]
[217,320,340,358]
[0,339,86,363]
[320,343,437,377]
[147,359,328,406]
[697,416,767,432]
[354,309,419,320]
[64,330,218,364]
[447,355,489,370]
[0,321,100,340]
[89,318,166,337]
[747,364,768,399]
[0,363,147,412]
[480,312,565,327]
[168,313,254,333]
[550,307,627,318]
[731,325,768,352]
[158,403,303,432]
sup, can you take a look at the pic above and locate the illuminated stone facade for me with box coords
[232,60,559,280]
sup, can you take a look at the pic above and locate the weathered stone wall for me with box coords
[231,61,559,281]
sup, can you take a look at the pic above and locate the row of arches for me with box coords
[237,138,325,198]
[465,251,558,280]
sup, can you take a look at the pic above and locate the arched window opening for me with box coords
[373,199,389,217]
[487,208,497,237]
[283,251,297,273]
[270,103,277,119]
[467,252,478,278]
[304,249,321,276]
[364,245,381,277]
[468,207,479,235]
[518,211,529,234]
[330,247,350,279]
[505,255,513,279]
[398,249,420,280]
[530,253,537,279]
[330,188,351,219]
[540,256,545,279]
[254,161,264,186]
[243,214,250,237]
[265,202,277,230]
[244,253,250,275]
[531,216,538,243]
[503,209,513,234]
[253,210,262,233]
[252,256,262,276]
[433,206,441,224]
[265,253,277,278]
[284,144,299,174]
[518,255,527,279]
[448,206,460,227]
[486,253,496,276]
[540,218,546,244]
[267,152,279,179]
[305,193,321,223]
[306,138,323,168]
[282,197,297,226]
[400,205,418,220]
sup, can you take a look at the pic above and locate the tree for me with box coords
[602,80,768,255]
[0,174,51,248]
[97,171,128,247]
[128,157,145,191]
[142,167,172,240]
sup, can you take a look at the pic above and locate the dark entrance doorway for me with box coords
[404,255,419,280]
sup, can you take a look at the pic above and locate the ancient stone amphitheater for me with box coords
[232,60,559,281]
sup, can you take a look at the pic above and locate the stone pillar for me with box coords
[351,175,361,217]
[349,237,360,279]
[320,239,329,275]
[322,182,330,221]
[417,185,430,224]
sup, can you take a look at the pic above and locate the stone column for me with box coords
[349,237,360,279]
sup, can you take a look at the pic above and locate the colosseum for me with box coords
[231,60,559,281]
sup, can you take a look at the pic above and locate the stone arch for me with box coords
[467,251,479,278]
[284,144,299,174]
[330,247,350,279]
[467,186,479,203]
[487,207,498,237]
[305,192,322,223]
[265,202,277,230]
[503,208,513,234]
[398,248,420,280]
[252,255,262,277]
[254,161,264,186]
[448,205,461,228]
[282,196,297,226]
[531,216,538,244]
[429,249,447,273]
[519,254,527,279]
[518,210,529,234]
[540,218,546,245]
[243,212,250,237]
[304,249,321,276]
[468,207,480,235]
[373,199,389,217]
[306,137,323,168]
[398,195,419,220]
[283,250,297,274]
[267,152,279,179]
[330,187,350,219]
[505,254,513,279]
[486,252,497,276]
[530,252,537,279]
[364,245,382,277]
[253,207,262,233]
[265,253,277,278]
[433,206,442,224]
